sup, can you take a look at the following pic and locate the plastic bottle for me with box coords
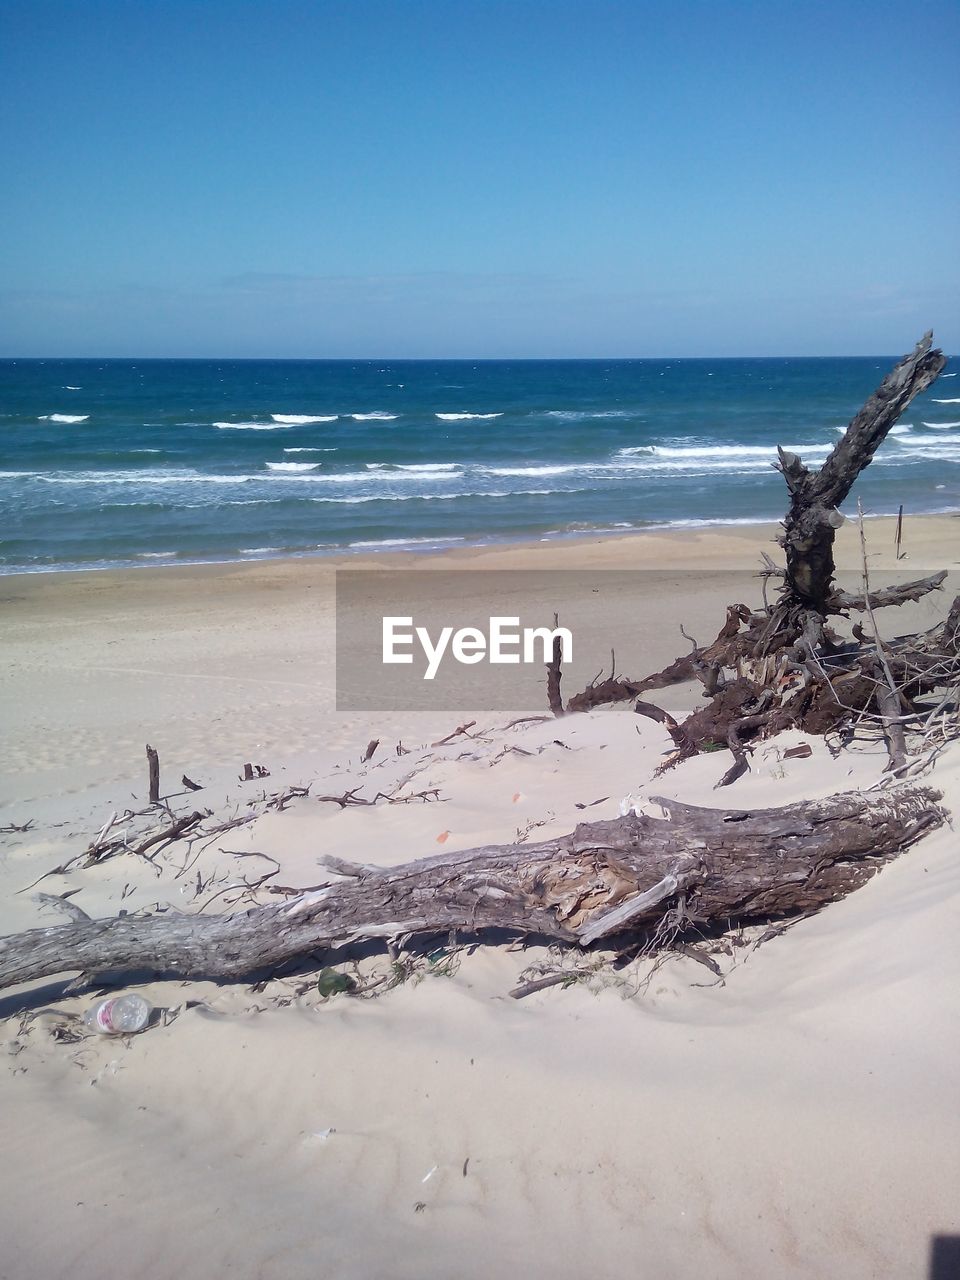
[83,994,151,1035]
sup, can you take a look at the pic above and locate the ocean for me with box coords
[1,357,958,575]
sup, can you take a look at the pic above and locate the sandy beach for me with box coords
[5,0,958,1272]
[1,515,959,1279]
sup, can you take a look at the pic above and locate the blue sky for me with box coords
[1,0,957,357]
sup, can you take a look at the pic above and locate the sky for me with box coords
[0,0,957,357]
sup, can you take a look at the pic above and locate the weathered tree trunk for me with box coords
[0,787,942,991]
[777,332,946,639]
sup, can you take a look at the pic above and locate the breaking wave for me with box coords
[270,414,338,424]
[265,461,322,472]
[364,462,461,474]
[435,412,503,421]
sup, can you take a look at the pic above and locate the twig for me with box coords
[857,499,908,771]
[509,969,592,999]
[430,721,477,748]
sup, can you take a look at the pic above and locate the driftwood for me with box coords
[560,334,956,782]
[146,744,160,805]
[0,786,942,992]
[547,612,565,717]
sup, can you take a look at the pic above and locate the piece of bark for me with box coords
[0,787,942,992]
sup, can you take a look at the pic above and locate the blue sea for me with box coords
[1,357,958,575]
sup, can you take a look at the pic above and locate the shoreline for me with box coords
[1,509,958,588]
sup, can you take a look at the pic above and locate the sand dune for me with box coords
[1,517,958,1279]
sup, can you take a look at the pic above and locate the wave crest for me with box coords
[271,414,338,424]
[265,461,322,472]
[435,412,503,421]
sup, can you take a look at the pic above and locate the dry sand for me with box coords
[1,516,959,1279]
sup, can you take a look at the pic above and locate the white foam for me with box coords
[63,386,82,391]
[364,462,460,475]
[39,470,255,485]
[543,410,633,420]
[350,412,397,420]
[435,412,503,421]
[398,462,459,473]
[932,399,960,404]
[265,461,321,473]
[283,447,337,453]
[303,488,555,505]
[349,536,467,549]
[892,434,960,446]
[240,546,283,554]
[920,421,960,429]
[137,552,177,559]
[39,414,89,424]
[489,455,821,479]
[271,414,338,424]
[655,516,785,530]
[487,465,585,477]
[649,443,832,459]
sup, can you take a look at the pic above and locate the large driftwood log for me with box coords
[0,787,942,991]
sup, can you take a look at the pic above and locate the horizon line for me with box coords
[2,352,955,363]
